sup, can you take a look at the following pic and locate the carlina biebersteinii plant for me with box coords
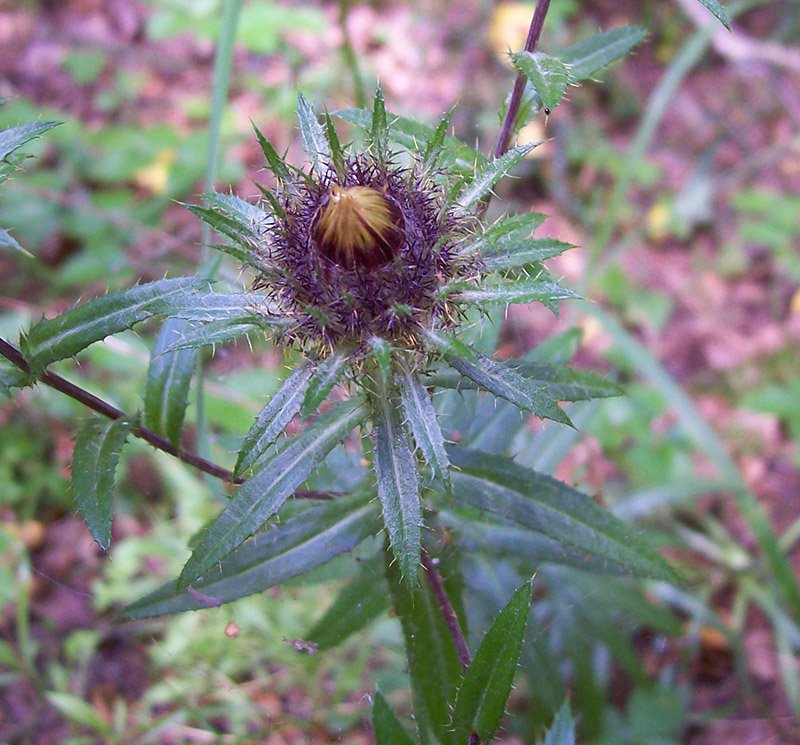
[0,7,699,740]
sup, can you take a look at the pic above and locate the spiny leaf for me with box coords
[252,121,293,183]
[420,327,477,362]
[178,398,367,588]
[0,120,60,162]
[371,83,388,161]
[0,361,31,397]
[163,316,273,352]
[0,228,32,258]
[542,700,577,745]
[368,336,393,385]
[460,211,547,256]
[398,366,450,491]
[483,237,574,272]
[297,92,331,174]
[448,447,680,582]
[373,394,422,586]
[324,110,347,181]
[695,0,731,30]
[456,144,537,211]
[302,349,350,416]
[372,690,417,745]
[448,275,579,310]
[422,107,454,174]
[125,496,378,617]
[452,579,533,743]
[71,416,132,551]
[512,52,571,111]
[447,350,573,426]
[204,191,272,236]
[234,364,315,479]
[144,318,196,448]
[558,26,647,80]
[21,277,206,373]
[165,291,286,323]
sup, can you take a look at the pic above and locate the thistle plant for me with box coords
[0,2,738,741]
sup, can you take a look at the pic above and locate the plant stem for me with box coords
[0,336,335,500]
[338,0,366,108]
[494,0,552,159]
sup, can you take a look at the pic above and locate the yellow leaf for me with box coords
[134,148,178,195]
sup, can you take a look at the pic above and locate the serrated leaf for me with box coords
[461,212,547,256]
[558,26,647,80]
[696,0,731,30]
[368,336,393,384]
[307,558,389,650]
[302,349,350,416]
[297,92,331,174]
[398,366,450,490]
[385,546,463,745]
[371,83,388,160]
[178,398,367,588]
[456,144,537,211]
[0,120,60,162]
[448,276,578,309]
[452,579,533,743]
[252,121,294,183]
[166,291,286,323]
[71,416,132,551]
[0,362,31,398]
[543,700,576,745]
[163,316,271,352]
[373,690,417,745]
[324,110,347,180]
[144,318,196,447]
[125,496,377,617]
[0,227,32,257]
[447,350,572,426]
[186,204,255,251]
[234,364,315,479]
[512,52,571,111]
[448,447,680,582]
[483,237,574,272]
[419,327,477,362]
[373,395,421,585]
[21,277,205,373]
[422,107,454,174]
[204,190,272,235]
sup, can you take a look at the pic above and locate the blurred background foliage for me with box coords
[1,0,799,743]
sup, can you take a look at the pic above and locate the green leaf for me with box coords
[144,318,197,447]
[456,144,537,211]
[448,447,680,582]
[45,692,112,737]
[21,277,205,373]
[371,83,388,160]
[483,238,574,272]
[452,579,533,743]
[422,107,454,174]
[204,190,272,235]
[512,52,571,111]
[0,227,32,258]
[448,276,578,309]
[166,291,287,323]
[368,336,393,384]
[163,316,272,351]
[385,546,463,745]
[542,700,576,745]
[252,121,294,183]
[0,362,31,398]
[71,416,132,551]
[297,92,331,174]
[324,110,347,180]
[695,0,731,30]
[460,212,547,257]
[125,496,378,617]
[398,366,450,490]
[558,26,647,80]
[419,327,477,362]
[178,398,367,587]
[307,558,389,650]
[447,350,572,426]
[372,395,421,585]
[373,690,417,745]
[234,364,315,479]
[302,349,350,416]
[0,120,60,162]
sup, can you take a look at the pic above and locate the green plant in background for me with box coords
[5,1,780,743]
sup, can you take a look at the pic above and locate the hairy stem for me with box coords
[494,0,552,159]
[0,336,335,499]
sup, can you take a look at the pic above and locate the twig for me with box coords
[494,0,552,159]
[0,336,335,499]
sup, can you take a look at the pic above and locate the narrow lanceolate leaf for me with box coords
[452,579,533,743]
[447,350,572,426]
[386,547,463,745]
[234,364,316,479]
[144,318,196,447]
[368,336,393,385]
[483,238,574,273]
[422,107,454,174]
[178,399,367,588]
[308,558,389,651]
[0,228,32,257]
[21,278,205,373]
[0,120,60,162]
[372,690,416,745]
[448,447,680,582]
[448,276,579,309]
[324,110,347,180]
[543,700,577,745]
[204,191,272,237]
[71,417,132,551]
[558,26,647,80]
[166,291,286,323]
[125,496,377,617]
[0,362,31,397]
[371,83,388,160]
[163,316,272,352]
[696,0,731,30]
[302,349,350,416]
[459,212,546,257]
[398,367,450,490]
[512,52,571,111]
[456,144,537,211]
[420,327,477,362]
[252,121,294,184]
[373,396,422,585]
[185,205,255,252]
[297,92,331,174]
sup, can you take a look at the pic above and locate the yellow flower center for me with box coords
[315,184,401,269]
